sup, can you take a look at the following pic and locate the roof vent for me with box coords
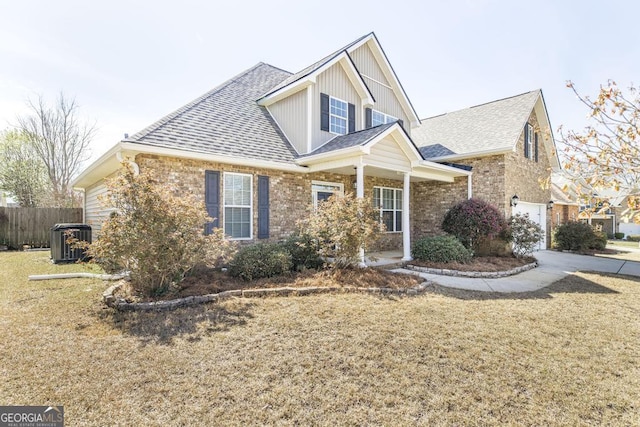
[124,133,129,139]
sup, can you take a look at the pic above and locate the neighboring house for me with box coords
[72,32,558,258]
[412,91,561,248]
[550,179,579,229]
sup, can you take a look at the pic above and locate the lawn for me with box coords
[1,251,639,426]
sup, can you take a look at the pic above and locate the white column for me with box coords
[402,171,412,261]
[356,164,365,266]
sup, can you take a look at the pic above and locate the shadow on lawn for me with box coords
[425,272,631,301]
[104,301,256,345]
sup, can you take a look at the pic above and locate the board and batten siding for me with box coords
[351,44,410,133]
[267,88,308,154]
[311,62,361,151]
[367,137,411,171]
[85,180,112,238]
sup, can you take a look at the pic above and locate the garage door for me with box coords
[512,202,546,250]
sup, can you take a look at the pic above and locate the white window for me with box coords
[372,110,397,127]
[224,173,252,239]
[373,186,402,232]
[312,181,344,209]
[526,123,534,159]
[329,97,348,135]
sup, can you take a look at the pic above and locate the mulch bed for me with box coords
[411,256,536,272]
[116,267,424,303]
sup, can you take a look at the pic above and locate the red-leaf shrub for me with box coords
[442,198,507,253]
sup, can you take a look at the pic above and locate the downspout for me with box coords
[467,172,473,199]
[116,151,140,175]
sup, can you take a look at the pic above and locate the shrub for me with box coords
[281,232,323,271]
[626,235,640,242]
[87,165,237,296]
[442,198,508,253]
[411,235,472,263]
[228,243,292,281]
[508,213,545,258]
[298,193,384,268]
[614,232,625,240]
[553,221,607,252]
[592,231,608,250]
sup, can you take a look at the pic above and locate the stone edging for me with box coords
[103,280,431,312]
[405,261,538,278]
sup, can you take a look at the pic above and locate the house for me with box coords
[72,32,559,259]
[412,91,561,248]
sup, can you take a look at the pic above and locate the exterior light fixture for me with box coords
[510,194,519,207]
[547,200,554,210]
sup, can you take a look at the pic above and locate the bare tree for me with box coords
[17,93,95,207]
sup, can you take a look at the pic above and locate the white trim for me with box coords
[467,173,473,199]
[223,172,253,240]
[371,109,397,127]
[306,85,313,153]
[361,74,393,90]
[311,180,344,209]
[401,172,411,261]
[373,185,403,233]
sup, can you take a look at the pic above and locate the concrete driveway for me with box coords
[398,250,640,293]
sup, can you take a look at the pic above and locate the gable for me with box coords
[350,43,409,130]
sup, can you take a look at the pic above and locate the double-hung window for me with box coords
[373,186,402,232]
[371,110,397,127]
[329,97,348,135]
[224,172,252,239]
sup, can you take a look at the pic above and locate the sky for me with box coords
[1,0,638,165]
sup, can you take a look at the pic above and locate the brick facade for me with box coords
[134,154,447,250]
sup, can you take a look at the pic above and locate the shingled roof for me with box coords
[301,122,397,157]
[413,90,541,159]
[126,62,298,164]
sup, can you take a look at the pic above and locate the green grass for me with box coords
[1,251,639,425]
[608,239,640,248]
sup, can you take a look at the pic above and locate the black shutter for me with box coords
[257,175,269,239]
[524,124,530,158]
[365,108,372,128]
[348,103,356,133]
[397,119,404,129]
[204,170,220,235]
[534,132,539,162]
[320,93,329,131]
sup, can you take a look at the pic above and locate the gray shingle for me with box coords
[301,122,396,157]
[412,91,541,159]
[127,63,298,164]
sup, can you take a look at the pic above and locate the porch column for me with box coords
[402,171,412,261]
[356,164,365,266]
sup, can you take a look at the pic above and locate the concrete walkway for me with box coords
[394,250,640,293]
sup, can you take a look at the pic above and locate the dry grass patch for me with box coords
[1,251,639,426]
[412,255,535,272]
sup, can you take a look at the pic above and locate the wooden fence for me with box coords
[0,207,83,249]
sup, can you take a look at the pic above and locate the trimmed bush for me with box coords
[614,232,625,240]
[442,198,508,253]
[553,221,607,251]
[412,235,473,263]
[281,233,323,271]
[626,235,640,242]
[228,243,292,281]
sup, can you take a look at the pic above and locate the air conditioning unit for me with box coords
[50,223,92,264]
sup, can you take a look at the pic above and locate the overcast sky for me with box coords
[1,0,638,164]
